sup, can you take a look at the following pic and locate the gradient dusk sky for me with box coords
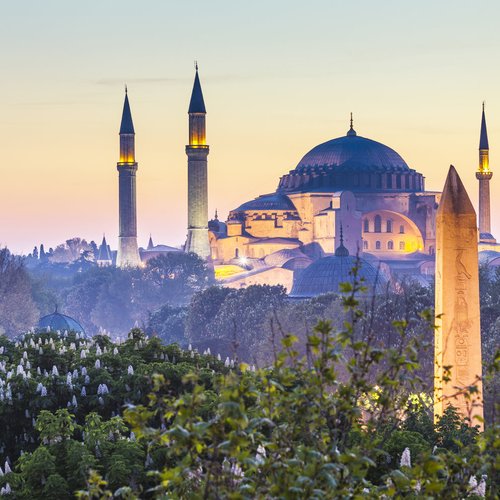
[1,0,500,254]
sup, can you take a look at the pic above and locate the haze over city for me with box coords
[1,0,500,254]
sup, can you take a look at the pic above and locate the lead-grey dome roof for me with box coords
[234,193,297,212]
[38,310,85,334]
[290,254,386,298]
[296,133,409,172]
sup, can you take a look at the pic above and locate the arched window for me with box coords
[363,219,369,232]
[376,241,381,250]
[387,240,394,250]
[363,240,368,250]
[399,225,405,234]
[235,248,239,258]
[429,246,435,255]
[387,174,393,188]
[396,175,402,189]
[386,219,393,233]
[399,241,405,250]
[374,215,382,233]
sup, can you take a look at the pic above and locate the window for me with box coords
[399,241,405,250]
[429,246,435,255]
[235,248,239,258]
[387,174,392,188]
[363,240,368,250]
[387,240,394,250]
[376,241,381,250]
[399,225,405,234]
[396,175,402,189]
[386,219,393,233]
[374,215,382,233]
[405,175,410,189]
[363,219,369,232]
[376,174,382,188]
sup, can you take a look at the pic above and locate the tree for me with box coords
[147,305,187,345]
[0,248,38,337]
[185,286,232,348]
[140,252,214,306]
[206,284,287,361]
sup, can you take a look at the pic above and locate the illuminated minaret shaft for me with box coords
[116,88,141,267]
[476,103,495,243]
[185,65,211,259]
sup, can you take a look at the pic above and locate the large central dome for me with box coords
[296,128,409,172]
[277,123,424,193]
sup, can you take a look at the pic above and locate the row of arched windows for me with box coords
[363,240,406,251]
[363,215,405,234]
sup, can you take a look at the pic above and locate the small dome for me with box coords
[296,134,409,172]
[38,309,85,334]
[264,248,312,269]
[234,193,297,212]
[290,255,386,298]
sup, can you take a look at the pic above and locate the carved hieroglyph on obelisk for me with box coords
[434,165,483,429]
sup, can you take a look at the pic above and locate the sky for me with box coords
[1,0,500,254]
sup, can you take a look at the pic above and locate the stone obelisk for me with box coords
[434,165,483,429]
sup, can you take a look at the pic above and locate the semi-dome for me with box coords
[233,193,297,212]
[296,132,409,172]
[290,250,386,298]
[38,309,85,334]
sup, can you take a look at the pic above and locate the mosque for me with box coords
[108,68,497,296]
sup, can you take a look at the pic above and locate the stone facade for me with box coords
[210,125,440,285]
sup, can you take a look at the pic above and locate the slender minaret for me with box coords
[185,64,211,259]
[434,166,483,430]
[116,88,141,267]
[476,103,495,243]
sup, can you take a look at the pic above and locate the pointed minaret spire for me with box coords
[347,112,357,137]
[119,90,135,136]
[116,89,141,267]
[97,234,112,266]
[147,234,154,251]
[479,102,489,150]
[476,102,495,243]
[188,65,206,114]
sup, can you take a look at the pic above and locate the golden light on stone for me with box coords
[434,165,483,430]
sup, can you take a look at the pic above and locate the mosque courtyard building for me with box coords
[209,114,447,292]
[100,69,497,296]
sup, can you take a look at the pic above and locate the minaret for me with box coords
[185,64,211,259]
[116,88,141,267]
[476,103,496,243]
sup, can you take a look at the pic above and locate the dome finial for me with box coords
[335,224,350,257]
[347,112,357,136]
[214,208,218,220]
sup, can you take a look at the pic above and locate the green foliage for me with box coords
[0,262,498,497]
